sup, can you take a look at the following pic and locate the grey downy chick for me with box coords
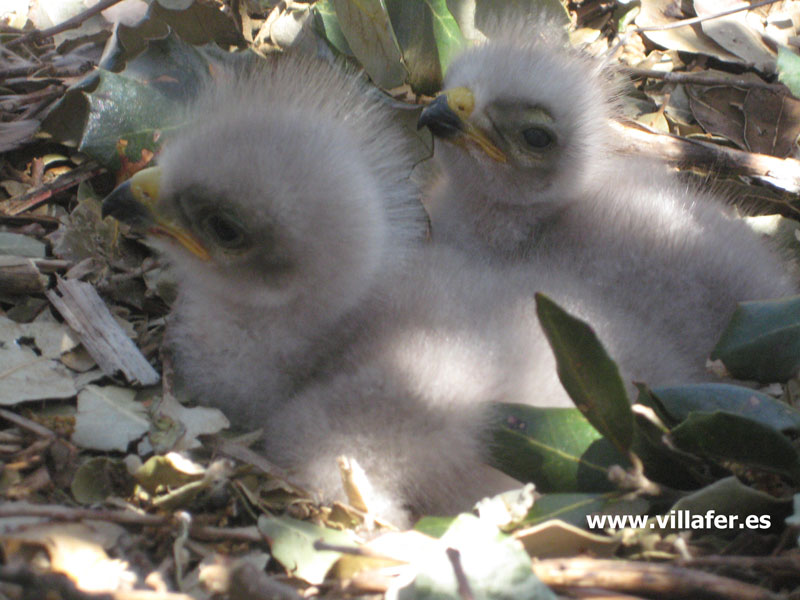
[418,17,798,372]
[103,56,426,428]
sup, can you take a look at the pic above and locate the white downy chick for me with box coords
[418,18,798,369]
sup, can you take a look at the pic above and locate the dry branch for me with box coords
[46,277,160,386]
[532,557,783,600]
[613,120,800,194]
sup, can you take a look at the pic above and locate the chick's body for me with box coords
[263,244,696,522]
[421,22,798,370]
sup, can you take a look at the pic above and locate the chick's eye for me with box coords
[521,127,553,149]
[203,213,247,248]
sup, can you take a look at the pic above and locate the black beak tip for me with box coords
[417,94,464,139]
[101,180,130,220]
[101,181,152,227]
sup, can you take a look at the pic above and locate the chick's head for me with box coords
[104,107,389,319]
[419,25,615,206]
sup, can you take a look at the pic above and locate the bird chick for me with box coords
[102,56,697,525]
[418,19,798,370]
[103,58,425,427]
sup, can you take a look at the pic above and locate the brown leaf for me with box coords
[743,89,800,157]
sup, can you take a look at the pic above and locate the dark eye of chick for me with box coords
[203,213,248,249]
[521,127,553,149]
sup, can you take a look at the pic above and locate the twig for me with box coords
[559,589,650,599]
[679,554,800,575]
[0,213,62,227]
[313,540,391,559]
[0,60,94,79]
[0,407,55,438]
[446,548,475,600]
[46,277,160,386]
[532,557,783,600]
[0,85,66,109]
[1,162,105,216]
[0,256,48,294]
[4,0,127,49]
[172,512,191,591]
[0,502,168,526]
[115,593,197,600]
[183,525,265,543]
[608,453,663,497]
[633,0,782,33]
[611,120,800,196]
[0,502,270,543]
[624,68,786,92]
[0,62,48,79]
[34,258,71,272]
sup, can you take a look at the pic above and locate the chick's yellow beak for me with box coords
[418,87,506,163]
[102,166,211,261]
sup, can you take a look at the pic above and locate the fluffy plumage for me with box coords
[260,246,700,521]
[104,58,426,426]
[102,55,696,525]
[419,20,797,370]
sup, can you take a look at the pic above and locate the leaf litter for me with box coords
[2,0,800,599]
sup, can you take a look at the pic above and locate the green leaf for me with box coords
[630,388,707,489]
[149,0,244,47]
[43,31,257,172]
[330,0,407,89]
[71,457,135,504]
[710,296,800,383]
[525,492,649,529]
[647,383,800,433]
[398,514,557,600]
[313,0,354,56]
[133,454,204,494]
[670,411,800,481]
[385,0,444,94]
[350,0,464,95]
[778,46,800,99]
[155,0,192,9]
[489,403,630,493]
[414,515,456,538]
[67,69,182,169]
[100,31,217,99]
[43,66,184,170]
[257,515,356,585]
[515,517,623,559]
[534,293,633,453]
[663,477,790,534]
[0,232,46,258]
[424,0,465,74]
